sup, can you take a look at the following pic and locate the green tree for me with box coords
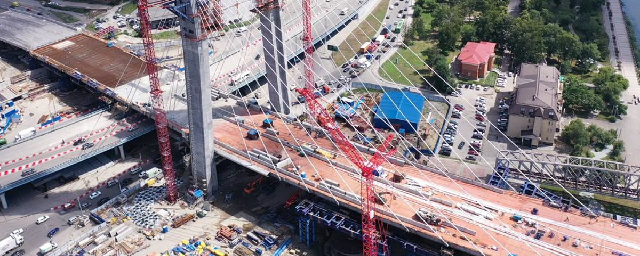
[555,31,581,61]
[426,48,454,94]
[437,23,462,52]
[543,23,565,57]
[509,14,546,64]
[563,78,604,113]
[586,125,617,150]
[608,140,625,162]
[593,67,629,117]
[561,119,591,156]
[577,43,601,72]
[460,24,477,46]
[415,19,429,40]
[474,9,513,46]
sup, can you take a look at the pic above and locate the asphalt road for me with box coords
[0,112,152,190]
[0,161,155,256]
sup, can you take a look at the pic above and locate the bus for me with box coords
[394,20,404,34]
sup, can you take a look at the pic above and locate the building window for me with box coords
[546,137,549,141]
[549,121,552,125]
[526,125,529,129]
[520,107,525,115]
[528,119,532,123]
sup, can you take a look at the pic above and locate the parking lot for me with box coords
[438,71,517,167]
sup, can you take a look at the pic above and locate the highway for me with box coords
[0,112,155,194]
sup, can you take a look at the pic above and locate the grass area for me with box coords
[120,1,138,14]
[457,71,498,87]
[51,11,79,23]
[85,22,97,31]
[378,13,434,86]
[379,41,432,86]
[152,31,180,40]
[540,184,640,218]
[332,0,391,66]
[44,3,92,14]
[224,17,258,32]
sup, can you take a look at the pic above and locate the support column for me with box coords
[118,145,125,160]
[179,0,218,195]
[0,193,7,209]
[258,6,290,115]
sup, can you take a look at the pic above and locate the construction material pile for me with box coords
[126,180,183,228]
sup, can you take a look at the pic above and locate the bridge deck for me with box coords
[0,9,80,51]
[211,111,640,256]
[32,34,147,88]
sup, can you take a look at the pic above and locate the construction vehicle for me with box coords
[374,191,393,205]
[415,208,442,225]
[244,177,264,194]
[283,190,300,208]
[0,234,24,255]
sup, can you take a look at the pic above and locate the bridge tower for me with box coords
[163,0,224,196]
[253,0,291,115]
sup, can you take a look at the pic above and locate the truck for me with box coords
[359,42,371,54]
[39,242,58,255]
[15,127,36,142]
[0,234,24,255]
[374,35,385,44]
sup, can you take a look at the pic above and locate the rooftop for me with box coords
[0,9,80,51]
[510,63,561,120]
[457,41,496,65]
[374,92,425,123]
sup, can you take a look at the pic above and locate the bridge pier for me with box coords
[0,193,7,209]
[115,145,125,160]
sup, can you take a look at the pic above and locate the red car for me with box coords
[475,115,485,121]
[470,144,482,152]
[454,104,465,111]
[468,149,479,156]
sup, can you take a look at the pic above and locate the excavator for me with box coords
[244,177,264,194]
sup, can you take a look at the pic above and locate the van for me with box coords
[340,8,348,15]
[232,71,251,85]
[129,167,142,175]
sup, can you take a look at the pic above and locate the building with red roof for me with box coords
[455,41,496,79]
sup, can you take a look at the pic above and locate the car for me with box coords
[342,67,351,73]
[374,55,381,60]
[341,62,349,68]
[36,215,50,224]
[389,5,394,10]
[398,9,403,13]
[441,144,452,150]
[477,96,486,101]
[10,250,25,256]
[470,144,482,152]
[472,133,484,139]
[475,110,486,117]
[80,202,91,209]
[37,12,43,15]
[394,1,399,5]
[475,85,481,91]
[477,121,486,127]
[89,191,102,200]
[449,120,458,126]
[386,15,390,19]
[47,227,60,238]
[447,124,458,130]
[139,172,148,179]
[21,168,36,177]
[129,167,142,175]
[468,149,479,156]
[107,178,118,187]
[439,150,451,156]
[121,187,128,193]
[464,84,470,89]
[444,129,456,135]
[508,72,513,77]
[390,36,397,42]
[82,142,94,150]
[452,112,461,118]
[475,115,485,121]
[98,197,110,206]
[62,202,76,210]
[465,155,477,161]
[458,141,466,149]
[11,229,23,235]
[454,104,465,111]
[483,86,489,92]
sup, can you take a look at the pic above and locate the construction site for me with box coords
[1,0,640,255]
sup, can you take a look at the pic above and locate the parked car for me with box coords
[449,120,458,126]
[11,249,25,256]
[474,128,485,134]
[475,115,485,121]
[477,121,486,127]
[89,191,102,200]
[36,215,50,224]
[121,178,133,186]
[458,141,465,149]
[468,149,479,156]
[472,133,484,139]
[341,62,349,68]
[454,104,465,111]
[465,155,477,161]
[439,150,451,156]
[80,202,91,209]
[11,229,23,235]
[47,227,60,238]
[452,112,461,118]
[483,86,489,92]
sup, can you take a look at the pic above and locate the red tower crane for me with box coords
[298,0,393,254]
[137,0,179,202]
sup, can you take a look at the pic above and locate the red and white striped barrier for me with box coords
[0,120,144,178]
[50,159,152,211]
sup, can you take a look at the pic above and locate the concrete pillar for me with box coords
[259,7,291,115]
[179,0,218,195]
[0,193,7,209]
[118,145,125,160]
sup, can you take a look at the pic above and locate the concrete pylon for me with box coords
[178,0,218,196]
[258,5,291,115]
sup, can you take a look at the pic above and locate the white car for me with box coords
[89,191,102,200]
[11,228,23,235]
[36,215,50,224]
